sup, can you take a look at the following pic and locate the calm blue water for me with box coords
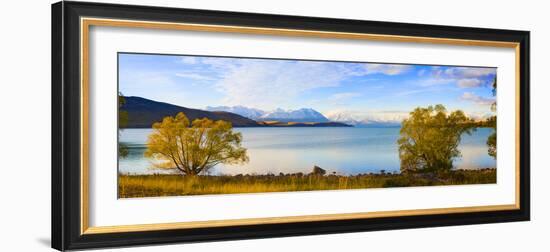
[119,127,496,175]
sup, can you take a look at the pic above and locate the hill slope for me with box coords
[120,96,261,128]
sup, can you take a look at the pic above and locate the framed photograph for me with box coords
[52,1,530,250]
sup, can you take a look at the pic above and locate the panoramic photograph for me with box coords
[117,53,497,198]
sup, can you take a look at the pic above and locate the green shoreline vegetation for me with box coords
[118,169,496,198]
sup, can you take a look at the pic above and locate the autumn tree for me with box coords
[118,93,129,158]
[398,104,475,173]
[487,77,497,159]
[144,112,249,176]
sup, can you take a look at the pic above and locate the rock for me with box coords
[312,165,326,176]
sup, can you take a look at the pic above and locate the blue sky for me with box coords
[119,53,496,121]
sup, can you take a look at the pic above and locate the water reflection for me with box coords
[119,127,496,175]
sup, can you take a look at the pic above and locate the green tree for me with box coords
[144,112,249,176]
[398,104,475,173]
[118,93,129,158]
[487,77,497,159]
[486,116,496,158]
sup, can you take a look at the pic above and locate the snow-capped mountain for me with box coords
[325,111,406,127]
[325,112,363,125]
[260,108,329,123]
[205,106,329,123]
[205,106,265,120]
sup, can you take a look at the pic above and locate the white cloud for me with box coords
[460,92,495,106]
[177,59,415,109]
[457,78,483,88]
[175,73,216,81]
[180,57,198,64]
[200,57,242,72]
[120,71,176,88]
[417,78,455,87]
[119,71,187,105]
[418,69,426,76]
[430,66,495,89]
[364,63,412,75]
[328,92,361,102]
[208,60,354,109]
[445,67,495,78]
[394,88,432,96]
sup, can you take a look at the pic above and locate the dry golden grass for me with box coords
[118,169,496,198]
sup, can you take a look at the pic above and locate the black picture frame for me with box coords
[52,1,530,251]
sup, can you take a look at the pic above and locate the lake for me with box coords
[119,127,496,175]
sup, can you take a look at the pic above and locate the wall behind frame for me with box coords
[0,0,545,251]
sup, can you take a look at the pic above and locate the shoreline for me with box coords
[118,168,496,198]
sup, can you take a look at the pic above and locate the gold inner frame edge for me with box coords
[80,17,522,235]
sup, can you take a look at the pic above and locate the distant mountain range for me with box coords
[205,106,329,123]
[121,97,350,128]
[204,106,265,120]
[121,97,260,128]
[325,111,403,127]
[261,108,329,123]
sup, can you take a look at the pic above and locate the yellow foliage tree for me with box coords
[144,112,249,176]
[487,77,497,159]
[398,104,475,173]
